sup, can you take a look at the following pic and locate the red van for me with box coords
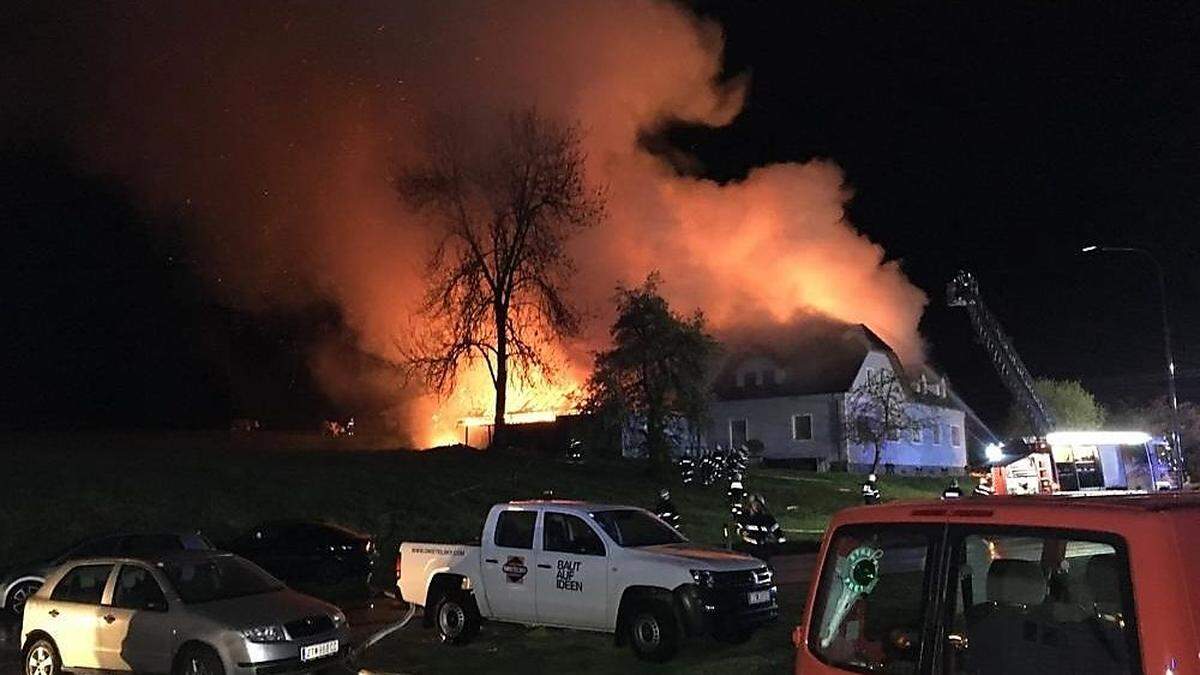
[794,493,1200,674]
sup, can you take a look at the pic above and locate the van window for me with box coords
[943,529,1138,675]
[494,510,538,549]
[809,526,937,674]
[51,564,114,605]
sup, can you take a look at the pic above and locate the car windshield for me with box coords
[161,556,283,604]
[590,509,686,547]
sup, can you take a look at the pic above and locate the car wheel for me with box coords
[174,644,225,675]
[626,601,679,662]
[25,638,60,675]
[435,590,479,645]
[7,581,42,618]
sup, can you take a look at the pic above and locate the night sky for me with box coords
[3,1,1198,431]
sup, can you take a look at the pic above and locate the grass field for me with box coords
[0,432,954,567]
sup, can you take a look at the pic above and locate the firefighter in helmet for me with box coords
[678,453,696,485]
[862,473,881,505]
[727,477,747,518]
[655,488,682,531]
[974,472,995,496]
[942,479,963,500]
[737,493,786,558]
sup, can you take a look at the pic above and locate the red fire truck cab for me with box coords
[794,493,1200,674]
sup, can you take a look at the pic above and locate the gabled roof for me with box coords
[713,323,892,399]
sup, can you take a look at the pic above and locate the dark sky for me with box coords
[3,1,1199,430]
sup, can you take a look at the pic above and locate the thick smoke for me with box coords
[12,1,926,444]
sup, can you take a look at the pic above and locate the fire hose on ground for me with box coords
[348,600,417,664]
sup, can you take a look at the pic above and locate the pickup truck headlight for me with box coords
[240,623,288,643]
[690,569,715,588]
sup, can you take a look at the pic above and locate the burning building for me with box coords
[11,1,931,445]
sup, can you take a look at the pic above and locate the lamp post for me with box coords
[1081,245,1184,485]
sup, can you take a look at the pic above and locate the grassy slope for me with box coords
[0,433,953,570]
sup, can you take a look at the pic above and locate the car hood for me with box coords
[188,589,338,628]
[634,543,764,571]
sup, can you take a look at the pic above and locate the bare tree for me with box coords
[843,369,928,474]
[396,110,604,443]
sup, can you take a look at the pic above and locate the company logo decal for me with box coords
[502,555,528,583]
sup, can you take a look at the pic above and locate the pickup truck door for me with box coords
[535,511,609,629]
[480,509,538,622]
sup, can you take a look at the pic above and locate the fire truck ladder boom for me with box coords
[947,270,1057,435]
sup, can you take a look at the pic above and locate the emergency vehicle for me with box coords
[793,492,1200,674]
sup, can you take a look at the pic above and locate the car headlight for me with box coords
[690,569,715,588]
[240,623,288,643]
[331,610,347,626]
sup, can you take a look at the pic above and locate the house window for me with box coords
[730,419,748,448]
[909,427,922,443]
[930,425,942,445]
[865,367,875,384]
[951,426,962,447]
[792,414,813,441]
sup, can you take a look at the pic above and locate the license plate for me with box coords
[747,590,771,605]
[300,639,339,662]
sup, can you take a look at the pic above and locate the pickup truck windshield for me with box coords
[590,509,685,547]
[161,556,284,604]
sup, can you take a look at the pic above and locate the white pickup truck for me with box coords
[397,500,778,661]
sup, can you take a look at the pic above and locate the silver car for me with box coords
[21,550,348,674]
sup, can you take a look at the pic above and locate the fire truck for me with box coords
[948,271,1178,494]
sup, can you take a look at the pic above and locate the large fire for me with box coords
[58,0,928,446]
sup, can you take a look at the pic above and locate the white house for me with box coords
[708,324,975,475]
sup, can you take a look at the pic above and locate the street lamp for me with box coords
[1081,245,1184,485]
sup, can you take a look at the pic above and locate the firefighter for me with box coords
[737,493,786,558]
[942,479,963,500]
[565,437,584,464]
[727,478,747,518]
[655,488,682,530]
[974,473,995,496]
[678,453,695,485]
[862,473,881,505]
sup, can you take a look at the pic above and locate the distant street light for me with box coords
[1081,245,1184,484]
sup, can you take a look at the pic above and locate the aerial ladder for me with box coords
[948,271,1061,493]
[947,270,1056,435]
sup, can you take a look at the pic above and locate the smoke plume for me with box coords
[8,1,927,444]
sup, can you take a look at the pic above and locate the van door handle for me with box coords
[484,558,498,564]
[48,609,59,618]
[537,564,552,569]
[103,614,116,624]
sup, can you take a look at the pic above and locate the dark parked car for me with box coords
[227,521,376,588]
[0,530,213,618]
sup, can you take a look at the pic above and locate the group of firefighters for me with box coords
[655,447,996,557]
[654,444,787,558]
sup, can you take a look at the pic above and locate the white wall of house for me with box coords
[845,351,966,474]
[709,393,843,466]
[708,348,968,473]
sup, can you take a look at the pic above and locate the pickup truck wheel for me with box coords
[435,591,479,645]
[627,601,679,662]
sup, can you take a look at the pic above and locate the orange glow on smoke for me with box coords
[78,1,929,448]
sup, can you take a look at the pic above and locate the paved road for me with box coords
[0,554,818,674]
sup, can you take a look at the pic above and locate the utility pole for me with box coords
[1081,245,1184,485]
